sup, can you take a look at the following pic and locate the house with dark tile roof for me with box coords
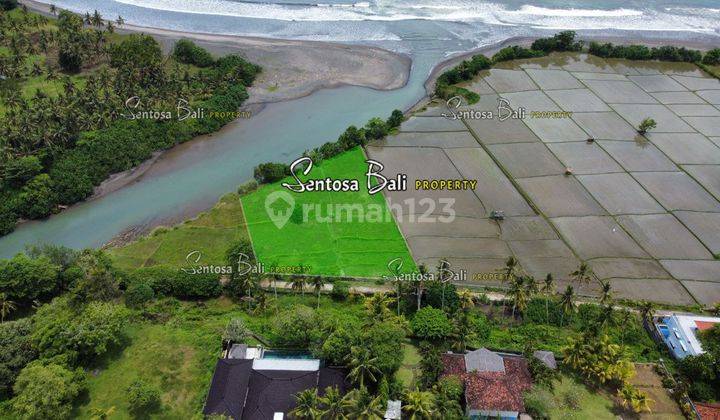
[441,348,553,420]
[203,348,348,420]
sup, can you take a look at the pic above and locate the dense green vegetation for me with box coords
[434,30,715,105]
[244,146,417,277]
[0,8,259,235]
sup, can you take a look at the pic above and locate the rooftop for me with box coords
[655,314,720,359]
[441,349,534,415]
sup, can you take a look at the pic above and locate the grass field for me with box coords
[546,375,618,419]
[76,295,365,419]
[109,192,248,270]
[396,341,421,387]
[242,147,416,278]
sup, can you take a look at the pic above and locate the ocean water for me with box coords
[0,0,718,257]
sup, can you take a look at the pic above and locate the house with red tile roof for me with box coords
[696,402,720,420]
[441,348,552,419]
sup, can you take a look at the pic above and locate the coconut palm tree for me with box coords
[509,276,528,319]
[346,346,380,389]
[92,10,103,27]
[541,274,555,324]
[311,276,324,309]
[436,259,452,311]
[403,390,436,420]
[559,285,575,326]
[341,388,384,420]
[525,275,539,297]
[364,292,394,322]
[499,256,519,314]
[290,275,305,296]
[457,289,475,313]
[570,262,593,289]
[291,388,321,419]
[50,4,57,15]
[116,15,125,26]
[639,300,655,325]
[599,280,613,304]
[0,293,17,323]
[320,386,346,419]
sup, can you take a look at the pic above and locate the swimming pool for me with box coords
[262,350,313,360]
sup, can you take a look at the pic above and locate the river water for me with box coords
[1,0,718,257]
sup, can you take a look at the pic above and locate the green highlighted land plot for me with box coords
[242,147,416,277]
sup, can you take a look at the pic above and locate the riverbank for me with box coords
[21,0,411,105]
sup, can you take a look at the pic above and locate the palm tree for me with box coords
[509,277,528,319]
[458,289,475,313]
[290,275,305,296]
[311,276,324,309]
[500,256,519,314]
[599,280,613,304]
[341,388,384,420]
[525,275,539,297]
[559,285,575,326]
[50,4,57,15]
[320,386,346,419]
[596,304,615,333]
[541,274,555,324]
[92,10,103,27]
[0,293,17,323]
[436,259,452,311]
[570,262,593,289]
[291,388,321,419]
[403,390,436,419]
[364,293,394,322]
[116,15,125,26]
[639,301,655,325]
[415,263,427,311]
[346,346,380,389]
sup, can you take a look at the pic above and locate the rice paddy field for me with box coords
[242,147,416,277]
[369,53,720,306]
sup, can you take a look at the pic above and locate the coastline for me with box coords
[21,0,411,105]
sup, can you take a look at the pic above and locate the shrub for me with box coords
[172,39,214,67]
[364,117,389,140]
[331,281,349,301]
[2,156,43,189]
[253,162,290,184]
[0,253,60,303]
[424,281,459,313]
[492,46,545,63]
[703,48,720,65]
[364,321,405,375]
[126,379,161,414]
[133,266,221,299]
[386,109,404,129]
[689,381,716,402]
[273,305,319,347]
[531,31,583,52]
[223,318,250,344]
[17,174,58,219]
[411,307,453,341]
[523,386,553,419]
[124,282,155,308]
[0,200,17,236]
[32,299,130,362]
[436,375,463,401]
[320,327,359,365]
[638,117,657,134]
[0,319,38,399]
[237,180,258,195]
[11,361,86,420]
[0,0,18,11]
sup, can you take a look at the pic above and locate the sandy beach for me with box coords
[21,0,411,105]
